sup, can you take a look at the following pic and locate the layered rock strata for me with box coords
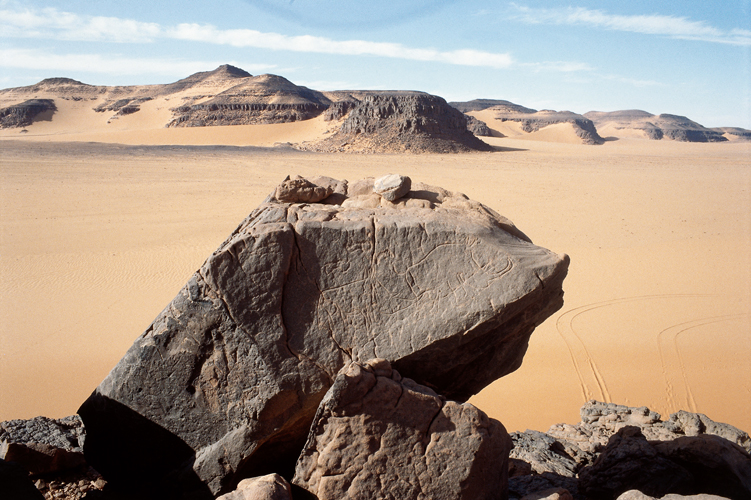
[78,174,568,498]
[293,358,511,500]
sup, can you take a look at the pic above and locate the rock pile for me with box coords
[75,174,568,498]
[508,400,751,500]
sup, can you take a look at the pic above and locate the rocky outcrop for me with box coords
[78,175,568,498]
[293,358,511,500]
[0,99,56,128]
[509,401,751,500]
[584,110,728,142]
[303,92,494,152]
[578,427,751,499]
[490,109,605,145]
[217,473,293,500]
[167,74,331,127]
[93,97,152,116]
[466,115,492,136]
[0,415,85,476]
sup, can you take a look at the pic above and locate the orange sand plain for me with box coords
[1,128,749,434]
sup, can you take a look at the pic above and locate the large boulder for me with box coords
[78,175,568,497]
[292,359,511,499]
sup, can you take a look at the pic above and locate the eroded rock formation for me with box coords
[0,99,56,128]
[78,174,568,497]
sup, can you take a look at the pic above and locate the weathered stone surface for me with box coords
[465,114,492,136]
[293,359,511,500]
[78,176,568,497]
[0,458,45,500]
[0,415,86,476]
[373,174,411,201]
[509,473,579,500]
[216,474,292,500]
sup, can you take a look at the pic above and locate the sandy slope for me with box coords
[1,138,749,435]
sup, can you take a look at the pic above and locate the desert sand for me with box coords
[1,125,749,434]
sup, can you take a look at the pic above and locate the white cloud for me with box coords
[0,6,516,69]
[0,47,275,76]
[510,4,751,46]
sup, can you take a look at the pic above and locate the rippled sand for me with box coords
[1,137,749,433]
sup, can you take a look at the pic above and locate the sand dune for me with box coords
[1,138,749,434]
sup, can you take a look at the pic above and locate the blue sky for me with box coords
[1,0,749,127]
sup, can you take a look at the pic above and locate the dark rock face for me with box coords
[78,176,568,498]
[465,115,492,136]
[0,99,56,128]
[292,359,511,500]
[307,92,494,152]
[167,74,332,127]
[0,415,85,476]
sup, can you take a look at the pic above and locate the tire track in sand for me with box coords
[657,313,749,413]
[555,294,714,404]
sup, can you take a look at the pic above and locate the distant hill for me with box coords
[452,100,604,145]
[1,65,746,149]
[584,110,728,142]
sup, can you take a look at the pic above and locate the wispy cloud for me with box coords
[510,4,751,46]
[0,47,275,76]
[0,6,515,69]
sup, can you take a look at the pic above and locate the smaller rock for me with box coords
[293,358,511,500]
[373,174,411,201]
[521,487,574,500]
[274,175,333,203]
[216,474,292,500]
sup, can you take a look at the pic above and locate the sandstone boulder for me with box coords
[78,175,568,497]
[216,473,292,500]
[0,415,86,476]
[373,173,411,201]
[293,359,511,500]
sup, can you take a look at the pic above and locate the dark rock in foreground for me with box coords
[293,358,511,500]
[0,99,56,128]
[0,458,44,500]
[78,175,568,498]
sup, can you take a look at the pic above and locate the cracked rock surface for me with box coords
[293,358,511,500]
[78,175,568,498]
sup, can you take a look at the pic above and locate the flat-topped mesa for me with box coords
[78,175,569,498]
